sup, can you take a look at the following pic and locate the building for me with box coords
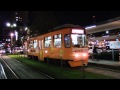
[86,16,120,49]
[15,11,29,26]
[14,11,30,46]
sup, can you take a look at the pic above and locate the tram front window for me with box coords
[71,34,87,48]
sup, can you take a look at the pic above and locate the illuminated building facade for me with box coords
[86,17,120,50]
[14,11,30,46]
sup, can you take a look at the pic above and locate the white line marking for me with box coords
[0,63,7,79]
[1,57,19,79]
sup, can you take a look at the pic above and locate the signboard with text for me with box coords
[110,41,120,49]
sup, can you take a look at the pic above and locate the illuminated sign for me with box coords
[72,29,84,34]
[15,31,18,40]
[110,41,120,49]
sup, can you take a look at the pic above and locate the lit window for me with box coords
[64,34,71,48]
[45,36,52,48]
[54,34,62,48]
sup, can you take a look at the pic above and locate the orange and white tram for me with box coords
[27,25,88,67]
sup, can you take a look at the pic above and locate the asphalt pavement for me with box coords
[1,55,52,79]
[0,62,7,79]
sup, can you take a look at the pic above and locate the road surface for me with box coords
[0,55,52,79]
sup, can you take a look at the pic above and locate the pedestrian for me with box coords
[0,50,1,57]
[92,45,98,61]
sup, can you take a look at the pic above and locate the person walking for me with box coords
[92,44,98,61]
[0,50,1,57]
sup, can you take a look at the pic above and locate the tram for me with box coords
[27,24,88,67]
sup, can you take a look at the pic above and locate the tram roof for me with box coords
[52,24,82,31]
[30,24,83,39]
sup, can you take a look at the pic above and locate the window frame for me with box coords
[53,34,62,48]
[44,36,52,48]
[64,34,71,48]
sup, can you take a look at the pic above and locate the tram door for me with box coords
[39,40,44,61]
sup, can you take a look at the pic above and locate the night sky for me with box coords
[0,11,15,27]
[54,11,120,26]
[1,11,120,41]
[0,11,120,27]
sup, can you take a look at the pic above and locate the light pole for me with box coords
[10,33,14,54]
[23,27,30,57]
[6,22,17,54]
[6,22,17,28]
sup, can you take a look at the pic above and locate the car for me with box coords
[0,49,6,54]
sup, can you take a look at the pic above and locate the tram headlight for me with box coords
[74,53,88,59]
[82,53,87,57]
[45,50,48,54]
[75,54,79,58]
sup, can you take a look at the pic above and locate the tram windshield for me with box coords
[71,34,87,48]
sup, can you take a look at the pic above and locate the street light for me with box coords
[6,22,17,28]
[10,33,14,54]
[6,22,17,54]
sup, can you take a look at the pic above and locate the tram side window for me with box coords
[39,40,42,49]
[44,36,52,48]
[34,40,38,48]
[64,34,71,48]
[29,41,34,48]
[54,34,62,48]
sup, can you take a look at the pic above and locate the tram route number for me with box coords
[73,49,87,52]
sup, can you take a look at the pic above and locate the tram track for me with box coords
[72,63,120,79]
[87,65,120,73]
[84,65,120,79]
[11,58,54,79]
[0,57,20,79]
[1,55,53,79]
[0,62,7,79]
